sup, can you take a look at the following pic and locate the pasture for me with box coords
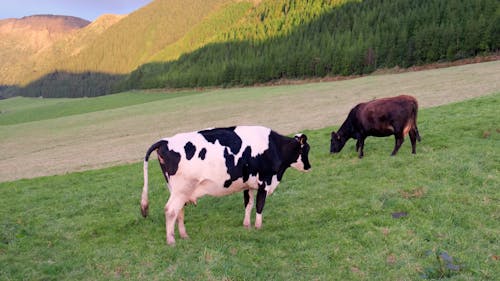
[1,89,499,279]
[0,60,499,182]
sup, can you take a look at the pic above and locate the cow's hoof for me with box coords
[243,220,251,229]
[140,205,149,218]
[167,236,176,246]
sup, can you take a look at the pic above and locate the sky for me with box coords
[1,0,153,21]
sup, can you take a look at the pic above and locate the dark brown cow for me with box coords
[330,95,421,158]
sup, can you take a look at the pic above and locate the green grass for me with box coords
[0,90,199,125]
[0,94,498,280]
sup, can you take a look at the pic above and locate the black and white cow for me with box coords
[141,126,311,245]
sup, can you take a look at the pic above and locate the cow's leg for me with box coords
[164,195,186,245]
[409,129,417,154]
[243,189,254,228]
[255,188,267,229]
[355,139,361,152]
[177,207,189,239]
[391,133,404,156]
[357,137,366,158]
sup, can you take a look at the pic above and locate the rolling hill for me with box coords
[0,0,498,98]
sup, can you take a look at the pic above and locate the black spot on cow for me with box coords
[198,148,207,160]
[145,140,181,178]
[159,148,181,177]
[223,147,236,187]
[223,179,233,187]
[221,131,299,189]
[224,146,253,187]
[184,141,196,160]
[241,146,252,182]
[243,189,250,207]
[224,148,235,167]
[199,127,242,154]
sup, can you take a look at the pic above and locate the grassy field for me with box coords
[0,91,200,126]
[1,93,498,280]
[0,60,499,182]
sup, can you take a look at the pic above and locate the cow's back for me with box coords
[165,126,273,188]
[356,95,417,135]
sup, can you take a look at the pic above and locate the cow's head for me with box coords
[330,131,346,153]
[290,134,311,172]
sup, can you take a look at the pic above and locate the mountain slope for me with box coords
[148,1,254,63]
[27,14,126,80]
[51,0,238,75]
[0,15,90,52]
[0,0,243,96]
[0,0,250,98]
[0,15,90,85]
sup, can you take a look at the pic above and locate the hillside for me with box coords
[125,0,500,89]
[148,1,253,63]
[0,14,124,89]
[54,0,238,75]
[0,0,498,98]
[46,14,125,60]
[0,0,245,98]
[0,15,90,85]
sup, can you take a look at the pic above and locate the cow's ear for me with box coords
[299,134,308,145]
[295,134,307,145]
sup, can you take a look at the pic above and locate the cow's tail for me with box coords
[415,126,421,142]
[412,97,421,142]
[141,140,164,218]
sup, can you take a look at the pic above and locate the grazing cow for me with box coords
[141,126,311,245]
[330,95,421,158]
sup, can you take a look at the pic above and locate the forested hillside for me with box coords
[55,0,236,75]
[2,0,498,98]
[124,0,499,89]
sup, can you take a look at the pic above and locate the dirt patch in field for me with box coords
[0,60,499,182]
